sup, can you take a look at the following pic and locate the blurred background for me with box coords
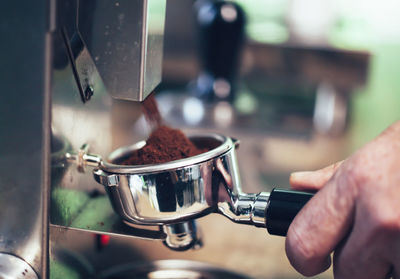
[149,0,400,202]
[51,0,400,278]
[159,0,400,145]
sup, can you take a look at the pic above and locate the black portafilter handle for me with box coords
[265,188,315,236]
[194,0,245,101]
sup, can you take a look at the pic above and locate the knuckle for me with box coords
[344,162,364,184]
[334,165,361,199]
[371,211,400,234]
[338,157,371,195]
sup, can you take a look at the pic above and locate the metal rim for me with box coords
[99,133,233,174]
[0,253,39,279]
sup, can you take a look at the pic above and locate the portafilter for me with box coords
[66,134,314,250]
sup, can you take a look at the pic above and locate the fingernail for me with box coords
[290,171,313,180]
[322,256,332,271]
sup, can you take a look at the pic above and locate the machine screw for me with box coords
[84,85,94,101]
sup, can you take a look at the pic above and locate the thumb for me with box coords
[290,161,343,191]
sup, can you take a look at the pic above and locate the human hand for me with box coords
[286,121,400,279]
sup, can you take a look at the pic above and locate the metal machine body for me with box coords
[0,0,166,278]
[0,1,53,278]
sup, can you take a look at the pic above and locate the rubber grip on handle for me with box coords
[265,188,314,236]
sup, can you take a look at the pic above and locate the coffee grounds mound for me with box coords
[120,126,206,165]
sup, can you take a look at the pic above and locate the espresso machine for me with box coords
[0,0,339,278]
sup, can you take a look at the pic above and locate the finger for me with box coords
[333,218,390,279]
[285,167,356,276]
[290,160,344,191]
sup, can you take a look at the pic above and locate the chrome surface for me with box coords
[89,134,269,228]
[51,223,166,242]
[162,220,203,251]
[61,28,100,103]
[0,1,52,277]
[0,253,39,279]
[252,192,270,227]
[65,144,102,172]
[76,0,166,101]
[99,259,251,279]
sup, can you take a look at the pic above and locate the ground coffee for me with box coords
[141,93,163,129]
[121,126,205,165]
[120,94,206,165]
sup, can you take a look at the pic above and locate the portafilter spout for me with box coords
[66,134,314,251]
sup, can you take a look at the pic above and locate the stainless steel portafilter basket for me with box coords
[67,134,313,250]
